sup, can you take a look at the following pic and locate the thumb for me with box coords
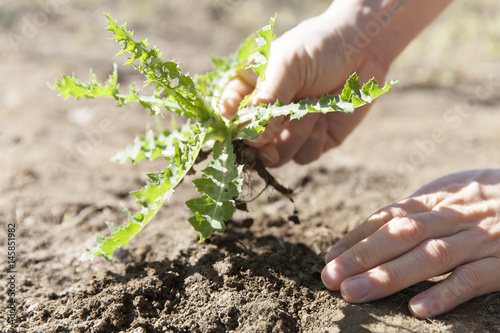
[219,68,257,119]
[252,55,301,106]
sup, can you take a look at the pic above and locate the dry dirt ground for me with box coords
[1,0,500,332]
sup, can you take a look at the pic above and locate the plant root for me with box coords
[233,140,293,199]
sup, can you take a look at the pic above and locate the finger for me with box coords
[243,117,285,167]
[293,115,328,165]
[220,75,256,119]
[325,198,431,263]
[337,232,481,303]
[237,67,259,87]
[253,53,300,106]
[323,210,464,290]
[322,60,389,150]
[248,113,321,168]
[270,113,321,167]
[324,105,371,151]
[246,116,288,148]
[254,144,280,167]
[409,257,500,318]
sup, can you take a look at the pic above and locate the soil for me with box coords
[1,0,500,332]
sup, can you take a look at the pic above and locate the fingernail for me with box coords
[226,97,238,110]
[220,99,236,119]
[341,277,370,302]
[321,262,343,290]
[325,247,345,264]
[410,298,432,318]
[251,93,262,106]
[252,92,263,104]
[258,152,276,166]
[410,297,443,319]
[252,91,273,106]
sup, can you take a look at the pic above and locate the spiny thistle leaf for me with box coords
[186,139,243,241]
[53,64,186,116]
[81,122,209,261]
[195,14,276,112]
[234,73,396,140]
[111,128,164,164]
[195,34,256,112]
[52,14,395,262]
[238,14,277,110]
[104,13,210,121]
[111,122,199,164]
[250,13,277,81]
[54,64,119,99]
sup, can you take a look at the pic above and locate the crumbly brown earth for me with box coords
[1,1,500,332]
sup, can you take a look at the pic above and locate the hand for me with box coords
[321,169,500,318]
[220,2,390,167]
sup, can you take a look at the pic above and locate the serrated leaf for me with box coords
[186,139,243,241]
[234,73,396,140]
[236,14,278,111]
[103,14,210,120]
[195,34,257,113]
[250,13,277,81]
[52,64,185,116]
[55,14,398,262]
[111,122,201,164]
[82,122,209,261]
[237,35,257,64]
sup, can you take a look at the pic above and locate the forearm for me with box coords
[322,0,454,69]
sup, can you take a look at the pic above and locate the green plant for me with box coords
[53,14,395,261]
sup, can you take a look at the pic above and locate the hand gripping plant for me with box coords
[53,14,395,261]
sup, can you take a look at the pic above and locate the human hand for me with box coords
[220,2,390,167]
[321,169,500,318]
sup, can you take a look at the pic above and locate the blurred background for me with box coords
[1,2,500,331]
[1,0,500,256]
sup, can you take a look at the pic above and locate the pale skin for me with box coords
[219,0,500,319]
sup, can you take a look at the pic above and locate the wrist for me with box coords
[322,0,453,71]
[318,0,397,71]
